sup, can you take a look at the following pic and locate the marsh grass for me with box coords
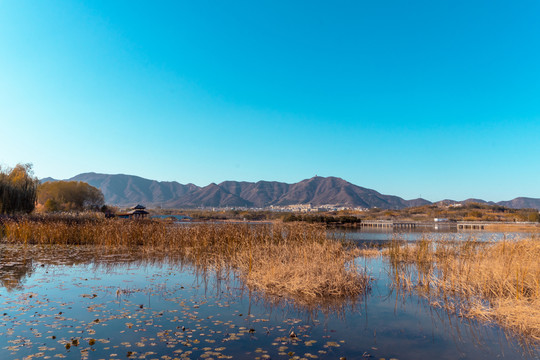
[0,217,369,301]
[386,235,540,341]
[357,247,382,258]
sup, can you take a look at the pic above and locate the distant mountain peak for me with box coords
[40,177,57,184]
[41,173,540,210]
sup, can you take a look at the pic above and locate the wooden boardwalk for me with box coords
[360,220,443,228]
[358,220,538,230]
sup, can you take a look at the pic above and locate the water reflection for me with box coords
[384,260,540,359]
[0,244,538,359]
[0,247,34,291]
[331,227,536,246]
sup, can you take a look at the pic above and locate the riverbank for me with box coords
[153,202,540,227]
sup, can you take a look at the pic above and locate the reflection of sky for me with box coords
[330,229,534,243]
[0,250,537,359]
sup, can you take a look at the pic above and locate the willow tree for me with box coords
[0,164,39,214]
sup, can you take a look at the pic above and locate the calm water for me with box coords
[0,230,538,360]
[331,227,536,245]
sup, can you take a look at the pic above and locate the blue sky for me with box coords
[1,0,539,202]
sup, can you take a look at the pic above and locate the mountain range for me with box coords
[41,173,540,210]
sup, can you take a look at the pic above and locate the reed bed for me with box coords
[387,236,540,341]
[357,247,382,258]
[233,225,366,299]
[0,218,368,301]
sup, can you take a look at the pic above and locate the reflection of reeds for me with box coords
[0,219,369,301]
[0,247,34,291]
[387,235,540,341]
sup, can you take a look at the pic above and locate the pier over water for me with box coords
[358,220,539,230]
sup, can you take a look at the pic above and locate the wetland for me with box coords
[0,219,539,359]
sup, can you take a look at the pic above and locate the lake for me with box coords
[332,227,536,245]
[1,229,538,360]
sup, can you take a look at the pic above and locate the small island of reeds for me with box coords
[385,235,540,341]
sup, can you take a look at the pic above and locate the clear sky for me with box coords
[1,0,539,202]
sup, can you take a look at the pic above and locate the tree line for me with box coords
[1,163,105,215]
[0,164,39,214]
[283,213,362,225]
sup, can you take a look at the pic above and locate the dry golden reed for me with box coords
[0,218,368,301]
[387,236,540,341]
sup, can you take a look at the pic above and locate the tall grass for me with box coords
[386,235,540,341]
[0,217,369,301]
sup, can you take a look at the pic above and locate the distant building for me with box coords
[117,204,149,219]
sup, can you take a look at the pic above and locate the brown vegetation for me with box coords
[386,236,540,341]
[0,218,368,301]
[356,247,382,258]
[37,181,105,212]
[0,164,38,214]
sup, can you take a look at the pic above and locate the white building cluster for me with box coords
[269,204,366,212]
